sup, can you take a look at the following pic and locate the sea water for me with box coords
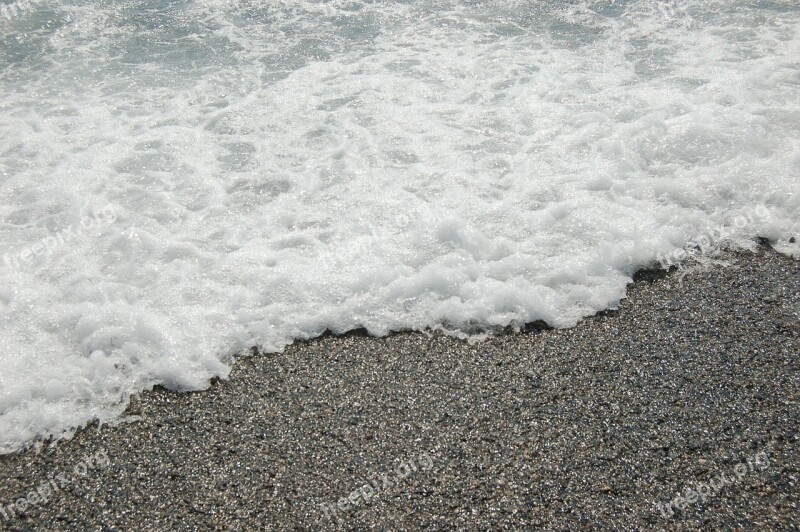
[0,0,797,453]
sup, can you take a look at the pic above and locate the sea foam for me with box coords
[0,0,798,453]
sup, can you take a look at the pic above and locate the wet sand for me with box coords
[0,246,798,530]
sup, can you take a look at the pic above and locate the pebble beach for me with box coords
[0,246,797,530]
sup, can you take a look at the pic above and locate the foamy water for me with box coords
[0,0,798,453]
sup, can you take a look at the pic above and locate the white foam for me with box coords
[1,0,798,453]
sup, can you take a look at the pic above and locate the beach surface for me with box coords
[1,246,798,530]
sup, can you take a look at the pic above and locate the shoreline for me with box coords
[0,245,798,529]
